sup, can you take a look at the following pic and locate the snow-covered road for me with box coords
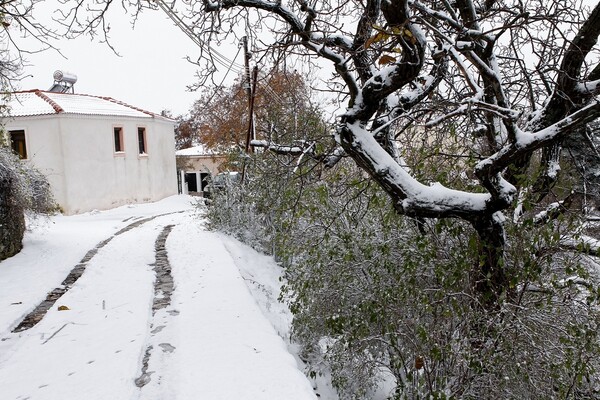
[0,196,318,400]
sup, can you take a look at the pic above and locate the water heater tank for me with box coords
[53,70,77,84]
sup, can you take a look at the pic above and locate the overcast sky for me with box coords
[18,7,235,117]
[16,1,597,118]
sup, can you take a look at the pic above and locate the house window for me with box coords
[10,130,27,159]
[114,127,124,153]
[138,127,147,154]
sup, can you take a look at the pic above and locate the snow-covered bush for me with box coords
[206,151,304,256]
[0,145,55,261]
[208,151,600,399]
[283,182,600,399]
[205,178,270,252]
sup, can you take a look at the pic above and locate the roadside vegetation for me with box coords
[0,136,55,261]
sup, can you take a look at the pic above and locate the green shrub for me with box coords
[207,151,600,399]
[0,146,55,261]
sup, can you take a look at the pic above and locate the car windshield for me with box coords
[213,172,239,185]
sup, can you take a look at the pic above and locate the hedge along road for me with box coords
[0,196,317,400]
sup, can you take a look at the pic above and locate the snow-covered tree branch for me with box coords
[128,0,600,306]
[51,0,600,396]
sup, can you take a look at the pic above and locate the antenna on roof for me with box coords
[49,70,77,93]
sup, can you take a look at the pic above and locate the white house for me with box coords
[3,89,177,214]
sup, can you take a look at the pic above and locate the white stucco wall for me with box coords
[177,154,227,177]
[4,116,68,208]
[5,113,177,215]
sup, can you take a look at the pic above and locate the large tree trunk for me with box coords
[0,177,25,261]
[471,216,511,309]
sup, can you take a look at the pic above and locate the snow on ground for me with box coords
[0,195,318,400]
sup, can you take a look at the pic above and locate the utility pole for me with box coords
[245,66,258,154]
[242,36,252,106]
[241,37,257,184]
[242,36,255,155]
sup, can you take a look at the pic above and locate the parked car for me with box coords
[203,171,240,199]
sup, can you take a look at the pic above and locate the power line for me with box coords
[200,46,242,109]
[154,0,246,73]
[154,0,301,113]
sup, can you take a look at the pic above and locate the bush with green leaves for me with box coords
[207,150,600,399]
[206,151,315,256]
[0,145,55,261]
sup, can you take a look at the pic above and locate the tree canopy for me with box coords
[151,0,600,303]
[176,69,329,152]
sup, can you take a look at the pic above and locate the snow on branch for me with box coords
[560,234,600,256]
[576,79,600,96]
[338,121,490,219]
[322,147,346,168]
[411,1,462,31]
[250,139,306,155]
[532,195,575,226]
[477,100,600,178]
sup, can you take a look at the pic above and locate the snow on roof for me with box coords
[175,145,218,156]
[5,90,172,120]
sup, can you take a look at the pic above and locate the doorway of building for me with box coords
[185,173,198,192]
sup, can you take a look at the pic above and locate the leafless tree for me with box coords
[0,0,67,89]
[92,0,599,307]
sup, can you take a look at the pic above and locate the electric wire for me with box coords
[200,46,243,109]
[154,0,246,73]
[155,0,298,110]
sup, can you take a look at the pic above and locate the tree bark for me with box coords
[471,215,511,309]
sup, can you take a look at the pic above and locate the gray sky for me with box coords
[19,7,229,117]
[17,1,597,117]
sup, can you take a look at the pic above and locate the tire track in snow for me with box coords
[0,211,181,400]
[135,224,176,388]
[11,212,180,333]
